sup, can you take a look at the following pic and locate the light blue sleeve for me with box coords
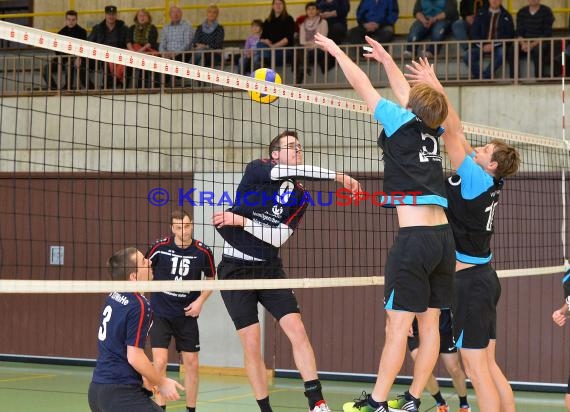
[457,155,494,200]
[373,98,415,137]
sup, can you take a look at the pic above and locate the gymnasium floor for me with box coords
[0,361,565,411]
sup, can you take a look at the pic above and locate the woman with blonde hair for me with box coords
[192,4,225,67]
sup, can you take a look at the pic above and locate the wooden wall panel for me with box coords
[0,173,192,363]
[267,173,570,384]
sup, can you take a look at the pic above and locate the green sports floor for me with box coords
[0,361,566,411]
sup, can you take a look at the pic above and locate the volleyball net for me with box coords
[0,21,569,384]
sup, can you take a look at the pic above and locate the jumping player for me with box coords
[88,247,183,412]
[212,130,362,412]
[406,58,519,412]
[146,210,215,412]
[388,309,471,412]
[315,33,454,412]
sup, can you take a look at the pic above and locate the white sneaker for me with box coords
[311,400,332,412]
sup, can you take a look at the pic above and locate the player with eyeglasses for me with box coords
[212,130,361,412]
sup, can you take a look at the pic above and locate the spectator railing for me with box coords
[0,37,567,94]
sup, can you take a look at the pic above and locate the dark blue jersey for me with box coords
[146,237,215,318]
[445,155,503,264]
[374,98,447,208]
[91,292,152,385]
[217,159,311,260]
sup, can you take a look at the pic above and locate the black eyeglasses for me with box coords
[278,144,303,151]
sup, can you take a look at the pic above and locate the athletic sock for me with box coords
[459,395,469,407]
[432,391,446,405]
[186,408,195,412]
[256,396,273,412]
[303,379,324,410]
[159,406,166,411]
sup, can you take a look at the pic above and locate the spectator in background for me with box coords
[127,9,159,87]
[347,0,399,45]
[463,0,515,79]
[404,0,458,59]
[88,5,128,87]
[160,6,194,60]
[452,0,488,50]
[254,0,295,69]
[160,5,194,86]
[296,2,328,83]
[241,19,263,74]
[192,4,225,67]
[516,0,554,77]
[43,10,91,90]
[316,0,350,44]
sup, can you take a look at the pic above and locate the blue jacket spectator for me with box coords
[347,0,399,45]
[463,0,514,79]
[192,4,225,67]
[316,0,350,44]
[404,0,458,58]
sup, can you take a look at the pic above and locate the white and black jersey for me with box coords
[216,158,336,260]
[445,155,503,264]
[374,98,447,208]
[146,237,215,318]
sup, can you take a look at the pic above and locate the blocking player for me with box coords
[552,267,570,411]
[88,247,183,412]
[315,33,454,412]
[406,58,519,412]
[146,210,215,412]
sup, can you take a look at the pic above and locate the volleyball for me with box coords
[249,68,281,104]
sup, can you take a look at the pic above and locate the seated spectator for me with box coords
[296,2,328,83]
[347,0,398,45]
[253,0,295,69]
[88,5,128,88]
[316,0,350,44]
[43,10,92,90]
[159,6,194,60]
[404,0,458,58]
[452,0,489,50]
[240,19,263,74]
[159,5,194,86]
[516,0,554,77]
[192,4,225,67]
[463,0,515,79]
[127,9,158,87]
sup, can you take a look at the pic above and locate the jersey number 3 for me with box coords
[98,305,113,341]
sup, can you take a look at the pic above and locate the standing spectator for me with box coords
[192,4,225,67]
[316,0,350,44]
[240,19,263,74]
[404,0,458,58]
[516,0,554,77]
[463,0,515,79]
[452,0,488,50]
[146,210,215,412]
[88,5,128,87]
[254,0,296,69]
[296,2,328,83]
[347,0,399,45]
[87,247,184,412]
[127,9,159,87]
[43,10,91,90]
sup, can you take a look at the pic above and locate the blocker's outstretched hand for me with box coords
[404,57,443,93]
